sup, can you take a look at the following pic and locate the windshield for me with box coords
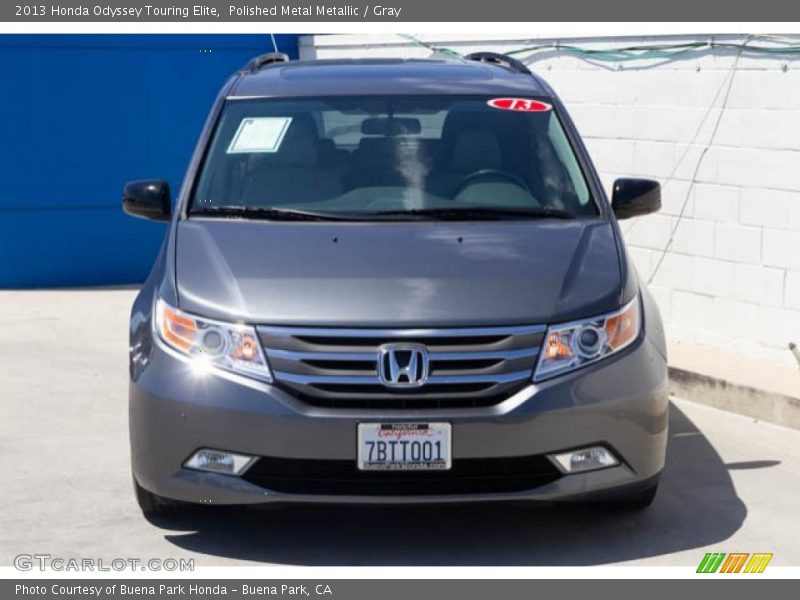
[190,95,598,219]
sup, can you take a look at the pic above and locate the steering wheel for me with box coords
[453,169,532,197]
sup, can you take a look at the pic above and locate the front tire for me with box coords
[133,476,183,517]
[614,482,659,510]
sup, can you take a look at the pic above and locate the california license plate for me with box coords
[357,422,452,471]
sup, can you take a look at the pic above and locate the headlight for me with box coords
[154,298,272,382]
[533,296,641,382]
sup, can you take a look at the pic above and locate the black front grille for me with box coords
[287,386,523,410]
[312,382,495,395]
[241,454,562,496]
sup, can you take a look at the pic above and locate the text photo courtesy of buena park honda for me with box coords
[1,30,799,571]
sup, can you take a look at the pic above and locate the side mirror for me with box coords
[611,178,661,220]
[122,180,171,222]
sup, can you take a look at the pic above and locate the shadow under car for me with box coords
[148,401,748,566]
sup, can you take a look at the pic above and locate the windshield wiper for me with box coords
[191,205,577,222]
[191,206,368,222]
[369,206,576,220]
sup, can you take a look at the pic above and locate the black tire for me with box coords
[614,482,659,510]
[133,476,183,517]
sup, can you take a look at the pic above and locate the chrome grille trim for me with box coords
[258,324,545,409]
[273,369,536,386]
[259,324,546,338]
[266,347,540,362]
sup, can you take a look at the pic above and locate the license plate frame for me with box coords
[357,422,452,471]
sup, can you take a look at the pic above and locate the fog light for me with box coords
[549,446,618,473]
[184,449,256,476]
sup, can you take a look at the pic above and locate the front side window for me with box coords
[191,95,597,219]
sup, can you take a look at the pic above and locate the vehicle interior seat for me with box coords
[347,136,435,188]
[426,124,505,198]
[240,114,343,205]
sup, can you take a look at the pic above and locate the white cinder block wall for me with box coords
[301,34,800,368]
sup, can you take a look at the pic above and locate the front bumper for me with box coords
[129,333,668,505]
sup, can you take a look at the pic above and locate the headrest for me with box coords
[449,129,502,172]
[271,114,318,166]
[357,137,396,156]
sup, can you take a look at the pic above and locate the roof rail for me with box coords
[242,52,290,73]
[464,52,531,75]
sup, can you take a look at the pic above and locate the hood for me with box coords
[174,218,623,327]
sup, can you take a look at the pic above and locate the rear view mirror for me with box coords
[361,117,422,136]
[122,180,171,222]
[611,178,661,220]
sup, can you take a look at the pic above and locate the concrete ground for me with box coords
[668,339,800,430]
[1,288,799,567]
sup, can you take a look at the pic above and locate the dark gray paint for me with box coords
[130,296,668,504]
[128,57,668,506]
[175,219,621,326]
[231,60,549,98]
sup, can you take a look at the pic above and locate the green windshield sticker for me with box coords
[226,117,293,154]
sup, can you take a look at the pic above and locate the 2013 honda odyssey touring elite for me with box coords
[125,52,668,516]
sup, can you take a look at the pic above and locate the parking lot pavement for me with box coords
[1,288,799,567]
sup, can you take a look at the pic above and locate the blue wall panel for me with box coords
[0,34,299,288]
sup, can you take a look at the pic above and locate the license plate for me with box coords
[357,422,452,471]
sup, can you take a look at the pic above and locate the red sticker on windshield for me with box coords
[487,98,552,112]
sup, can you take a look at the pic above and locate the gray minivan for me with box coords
[125,53,668,516]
